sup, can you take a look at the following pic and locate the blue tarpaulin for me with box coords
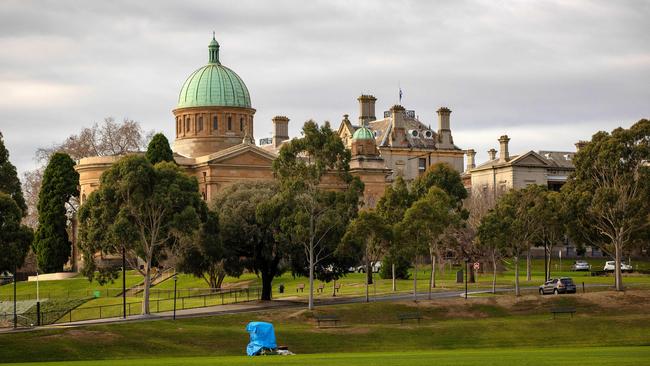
[246,322,277,356]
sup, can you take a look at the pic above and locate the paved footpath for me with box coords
[0,284,614,333]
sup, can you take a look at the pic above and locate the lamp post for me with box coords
[173,273,178,321]
[464,258,469,300]
[122,246,126,319]
[13,268,17,329]
[36,270,40,326]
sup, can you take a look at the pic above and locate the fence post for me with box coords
[36,302,41,326]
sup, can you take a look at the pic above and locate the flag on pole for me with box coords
[399,88,403,104]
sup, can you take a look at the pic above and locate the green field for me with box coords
[0,289,649,364]
[3,347,649,366]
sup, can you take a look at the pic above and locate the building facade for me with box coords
[77,37,467,210]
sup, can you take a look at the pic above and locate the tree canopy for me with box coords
[272,120,363,309]
[0,132,27,215]
[78,156,205,314]
[0,193,33,273]
[145,133,174,165]
[563,119,650,290]
[33,152,79,273]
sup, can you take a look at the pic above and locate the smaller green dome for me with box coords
[353,127,374,140]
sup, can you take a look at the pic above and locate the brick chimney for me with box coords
[389,104,406,145]
[498,135,510,162]
[358,95,377,126]
[465,149,476,171]
[488,148,497,161]
[272,116,289,148]
[436,107,453,148]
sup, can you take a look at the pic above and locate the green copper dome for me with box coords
[352,127,375,140]
[177,36,251,109]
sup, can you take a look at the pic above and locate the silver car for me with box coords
[571,261,591,271]
[539,277,577,295]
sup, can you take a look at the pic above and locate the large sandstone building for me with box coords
[76,37,466,208]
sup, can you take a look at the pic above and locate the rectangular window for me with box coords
[213,116,218,131]
[240,118,244,131]
[228,116,232,130]
[185,118,190,132]
[197,116,203,132]
[418,158,427,173]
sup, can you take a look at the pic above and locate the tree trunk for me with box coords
[469,265,476,283]
[526,249,532,282]
[413,256,418,302]
[308,243,315,310]
[391,263,396,292]
[615,241,623,291]
[514,255,520,297]
[365,258,370,302]
[428,254,434,300]
[491,250,497,294]
[261,271,274,301]
[142,256,152,315]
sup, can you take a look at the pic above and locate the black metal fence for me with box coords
[1,287,261,327]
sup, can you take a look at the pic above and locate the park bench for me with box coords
[550,307,576,319]
[334,283,341,294]
[296,283,305,293]
[317,284,325,293]
[397,312,422,325]
[315,314,340,327]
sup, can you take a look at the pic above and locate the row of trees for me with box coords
[477,119,650,293]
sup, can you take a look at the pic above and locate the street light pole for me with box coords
[13,267,17,329]
[173,273,178,320]
[122,246,126,319]
[464,258,469,300]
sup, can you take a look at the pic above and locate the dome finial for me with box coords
[208,33,220,64]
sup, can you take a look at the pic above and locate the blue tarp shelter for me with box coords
[246,321,277,356]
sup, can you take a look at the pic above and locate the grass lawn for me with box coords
[2,347,649,366]
[0,272,143,301]
[0,289,648,364]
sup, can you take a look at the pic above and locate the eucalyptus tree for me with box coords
[376,176,413,290]
[272,120,363,310]
[78,156,205,314]
[340,209,392,302]
[563,119,650,291]
[396,187,455,300]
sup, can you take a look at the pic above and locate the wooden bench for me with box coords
[334,283,341,293]
[315,314,340,327]
[550,307,576,319]
[397,312,422,325]
[317,284,325,293]
[296,283,305,293]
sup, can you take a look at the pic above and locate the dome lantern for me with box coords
[208,32,220,64]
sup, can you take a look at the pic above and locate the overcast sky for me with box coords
[1,0,648,177]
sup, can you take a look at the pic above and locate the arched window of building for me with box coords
[197,116,203,132]
[185,117,190,132]
[240,118,244,131]
[227,116,232,130]
[212,116,218,132]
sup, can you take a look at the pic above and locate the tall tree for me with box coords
[145,133,174,165]
[176,211,241,290]
[33,153,79,273]
[376,176,413,290]
[0,132,27,215]
[273,120,363,310]
[477,210,508,293]
[411,162,468,204]
[534,190,565,281]
[78,156,204,314]
[212,181,289,301]
[340,209,391,302]
[396,187,455,301]
[563,119,650,291]
[0,193,33,273]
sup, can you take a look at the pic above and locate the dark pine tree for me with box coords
[0,132,27,215]
[33,152,79,273]
[145,133,174,165]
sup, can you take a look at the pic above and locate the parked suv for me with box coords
[571,260,591,271]
[539,277,577,295]
[603,261,633,273]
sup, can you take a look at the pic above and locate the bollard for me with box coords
[582,282,585,293]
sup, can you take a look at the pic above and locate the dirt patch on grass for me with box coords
[41,329,121,342]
